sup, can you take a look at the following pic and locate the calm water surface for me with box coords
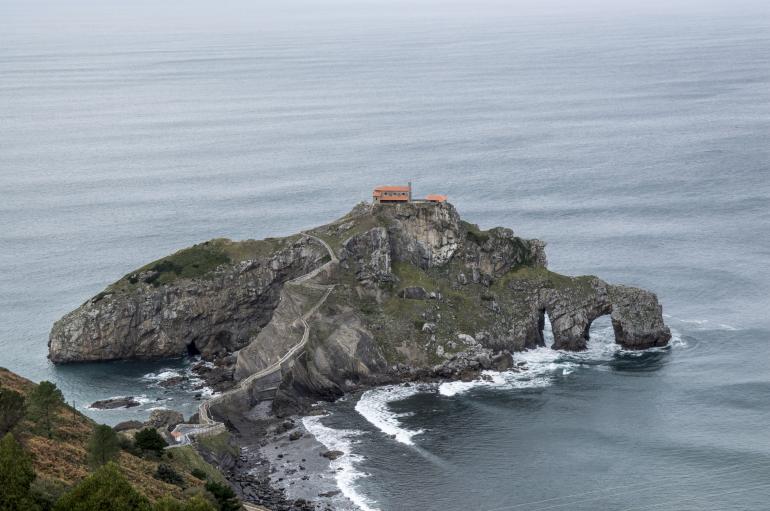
[1,2,769,509]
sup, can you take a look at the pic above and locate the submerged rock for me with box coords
[90,397,140,409]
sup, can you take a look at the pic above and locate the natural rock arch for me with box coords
[535,282,671,351]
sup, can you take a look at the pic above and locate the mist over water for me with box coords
[1,0,769,508]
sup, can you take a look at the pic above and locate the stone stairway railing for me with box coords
[172,233,337,444]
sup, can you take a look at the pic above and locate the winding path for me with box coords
[174,232,337,439]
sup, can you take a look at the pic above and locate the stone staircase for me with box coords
[171,233,337,444]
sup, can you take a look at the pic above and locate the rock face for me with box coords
[50,199,671,418]
[339,226,393,285]
[377,202,462,268]
[609,285,672,349]
[49,236,327,363]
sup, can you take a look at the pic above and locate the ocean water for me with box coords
[1,0,770,508]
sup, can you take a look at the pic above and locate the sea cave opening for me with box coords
[186,341,201,356]
[538,309,555,348]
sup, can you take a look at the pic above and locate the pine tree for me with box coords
[87,424,120,468]
[53,462,150,511]
[26,381,64,439]
[0,433,39,511]
[0,388,26,435]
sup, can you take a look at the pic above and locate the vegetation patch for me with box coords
[0,368,230,507]
[169,447,227,485]
[493,266,597,293]
[195,432,237,460]
[308,207,385,253]
[108,236,298,293]
[461,220,490,245]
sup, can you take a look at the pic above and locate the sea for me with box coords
[1,0,769,509]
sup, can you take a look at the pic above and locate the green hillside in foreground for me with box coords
[0,367,241,511]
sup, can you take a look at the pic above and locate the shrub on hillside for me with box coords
[53,462,151,511]
[118,434,146,458]
[0,387,26,435]
[0,433,39,511]
[204,481,241,511]
[134,428,168,456]
[153,496,217,511]
[190,468,207,481]
[27,381,64,439]
[30,477,69,511]
[87,424,120,468]
[154,463,184,486]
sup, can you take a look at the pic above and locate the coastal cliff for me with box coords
[50,201,671,413]
[49,236,327,363]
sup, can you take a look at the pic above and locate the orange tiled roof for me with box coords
[373,185,410,192]
[425,194,448,202]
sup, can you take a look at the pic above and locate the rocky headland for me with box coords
[49,200,671,509]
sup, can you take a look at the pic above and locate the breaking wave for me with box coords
[359,315,688,438]
[141,359,216,397]
[142,369,183,382]
[354,385,425,445]
[302,415,380,511]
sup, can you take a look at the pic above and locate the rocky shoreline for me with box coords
[207,399,358,511]
[207,346,539,510]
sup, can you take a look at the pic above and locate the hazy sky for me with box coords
[3,0,769,37]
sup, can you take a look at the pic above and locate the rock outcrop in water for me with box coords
[49,201,671,414]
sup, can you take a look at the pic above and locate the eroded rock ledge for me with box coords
[50,201,670,414]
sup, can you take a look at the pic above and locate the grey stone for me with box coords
[146,409,184,431]
[458,334,476,346]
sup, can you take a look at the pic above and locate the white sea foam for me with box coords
[198,386,216,397]
[354,386,425,445]
[302,415,380,511]
[439,371,507,397]
[668,328,686,348]
[142,369,183,382]
[357,315,688,446]
[679,318,709,324]
[667,316,739,331]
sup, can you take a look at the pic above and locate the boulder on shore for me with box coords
[320,450,344,460]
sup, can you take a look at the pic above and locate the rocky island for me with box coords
[48,198,671,508]
[50,199,670,413]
